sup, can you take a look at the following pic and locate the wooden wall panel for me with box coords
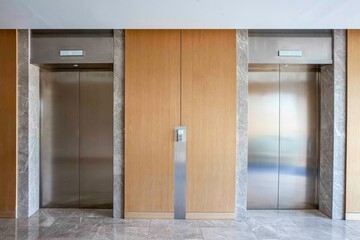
[0,30,17,218]
[125,30,180,217]
[181,30,236,216]
[346,30,360,218]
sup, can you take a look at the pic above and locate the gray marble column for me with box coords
[235,29,249,219]
[319,30,346,220]
[17,29,29,218]
[113,29,125,218]
[319,64,333,218]
[332,30,346,220]
[28,64,40,216]
[17,30,40,218]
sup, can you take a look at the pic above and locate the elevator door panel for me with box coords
[278,65,319,209]
[248,65,280,209]
[79,71,113,208]
[248,64,319,210]
[41,70,80,208]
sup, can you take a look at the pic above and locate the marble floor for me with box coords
[1,209,360,240]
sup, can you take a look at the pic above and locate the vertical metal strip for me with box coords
[315,70,321,207]
[277,65,281,209]
[180,30,182,126]
[78,70,81,208]
[174,126,186,219]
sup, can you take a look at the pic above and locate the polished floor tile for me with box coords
[198,219,249,228]
[150,219,199,228]
[245,217,298,239]
[346,220,360,232]
[1,209,360,239]
[93,225,149,240]
[149,226,203,240]
[201,227,258,240]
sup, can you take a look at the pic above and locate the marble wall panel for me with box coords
[235,29,249,219]
[17,29,40,218]
[113,29,125,218]
[319,30,346,220]
[320,64,334,218]
[332,30,346,220]
[28,64,40,216]
[17,29,30,218]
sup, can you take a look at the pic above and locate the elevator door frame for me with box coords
[40,67,114,209]
[247,64,320,210]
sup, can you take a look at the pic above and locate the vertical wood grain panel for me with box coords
[181,30,236,215]
[0,30,17,218]
[346,30,360,215]
[125,30,180,216]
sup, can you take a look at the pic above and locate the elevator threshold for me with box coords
[38,208,113,218]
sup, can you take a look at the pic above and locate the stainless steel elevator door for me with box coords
[279,65,319,209]
[41,70,80,208]
[248,64,319,210]
[41,68,113,209]
[79,71,113,208]
[248,65,280,209]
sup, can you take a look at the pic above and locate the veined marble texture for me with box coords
[320,64,334,218]
[332,29,346,220]
[1,209,360,240]
[319,30,346,220]
[113,29,125,219]
[17,29,30,218]
[28,63,40,216]
[235,29,249,219]
[17,29,40,218]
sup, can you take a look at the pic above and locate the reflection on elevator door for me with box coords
[40,69,113,208]
[247,64,319,210]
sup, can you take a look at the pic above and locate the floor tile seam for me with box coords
[150,226,201,230]
[199,225,258,236]
[91,225,115,240]
[344,223,360,232]
[291,219,346,227]
[288,216,328,219]
[149,219,156,228]
[199,227,232,240]
[147,223,151,239]
[245,216,280,218]
[286,217,299,227]
[346,226,360,234]
[199,225,247,229]
[247,225,278,240]
[244,229,263,240]
[198,225,206,240]
[251,226,278,239]
[288,222,335,229]
[251,224,279,233]
[244,218,261,233]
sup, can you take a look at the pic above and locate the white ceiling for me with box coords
[0,0,359,29]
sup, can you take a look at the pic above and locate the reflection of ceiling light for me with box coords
[74,64,78,67]
[283,64,288,67]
